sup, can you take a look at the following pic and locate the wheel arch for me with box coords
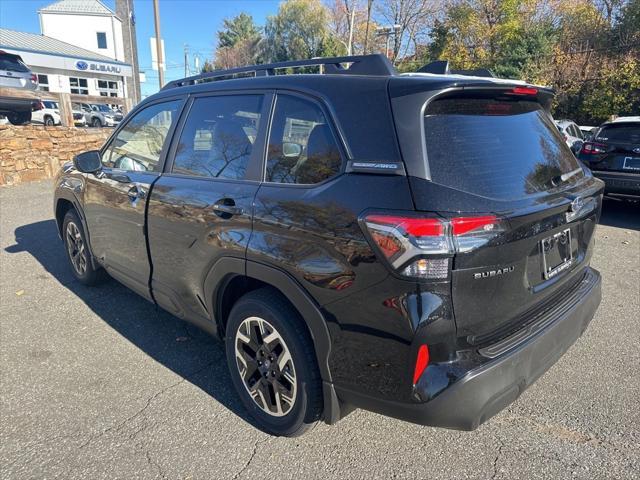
[203,257,342,424]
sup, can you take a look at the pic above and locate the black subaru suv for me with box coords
[578,118,640,200]
[53,55,603,436]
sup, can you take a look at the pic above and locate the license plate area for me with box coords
[541,228,573,280]
[623,157,640,171]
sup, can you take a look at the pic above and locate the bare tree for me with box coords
[374,0,439,63]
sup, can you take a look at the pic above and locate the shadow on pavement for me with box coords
[4,219,255,428]
[599,198,640,230]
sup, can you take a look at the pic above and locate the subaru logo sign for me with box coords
[76,61,88,70]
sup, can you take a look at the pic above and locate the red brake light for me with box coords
[451,215,498,236]
[413,345,430,385]
[30,73,38,83]
[580,142,606,155]
[510,86,538,95]
[364,215,444,237]
[362,213,504,279]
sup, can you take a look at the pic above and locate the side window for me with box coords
[172,95,263,180]
[266,95,342,184]
[101,100,180,172]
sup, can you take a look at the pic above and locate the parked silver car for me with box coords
[0,50,38,125]
[89,103,123,127]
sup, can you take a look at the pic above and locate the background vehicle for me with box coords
[555,119,584,154]
[54,55,603,437]
[0,50,38,125]
[89,103,122,127]
[580,125,597,140]
[31,100,61,126]
[578,118,640,200]
[71,102,87,127]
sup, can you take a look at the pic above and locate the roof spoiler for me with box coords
[163,54,396,90]
[417,60,494,78]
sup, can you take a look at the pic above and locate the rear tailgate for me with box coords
[586,122,640,173]
[391,82,604,341]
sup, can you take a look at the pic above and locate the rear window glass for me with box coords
[424,97,584,200]
[595,124,640,143]
[0,54,30,72]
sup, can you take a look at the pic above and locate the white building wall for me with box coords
[40,12,124,61]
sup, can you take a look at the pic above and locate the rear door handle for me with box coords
[212,201,243,216]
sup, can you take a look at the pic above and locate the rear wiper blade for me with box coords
[549,167,583,188]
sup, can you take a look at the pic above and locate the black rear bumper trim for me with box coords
[335,266,601,430]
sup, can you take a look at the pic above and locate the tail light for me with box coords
[30,73,38,84]
[580,142,607,155]
[509,86,538,96]
[362,212,504,279]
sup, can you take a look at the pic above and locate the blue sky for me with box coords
[0,0,281,97]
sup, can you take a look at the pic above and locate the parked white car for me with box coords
[554,119,584,153]
[31,100,61,126]
[579,125,597,140]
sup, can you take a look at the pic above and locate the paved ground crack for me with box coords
[231,438,266,480]
[78,360,216,449]
[491,439,505,480]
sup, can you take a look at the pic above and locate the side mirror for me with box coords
[73,150,102,173]
[282,142,303,158]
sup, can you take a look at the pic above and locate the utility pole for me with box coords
[152,0,164,89]
[347,2,356,56]
[184,44,189,77]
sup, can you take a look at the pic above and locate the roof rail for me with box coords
[163,54,396,90]
[417,60,494,78]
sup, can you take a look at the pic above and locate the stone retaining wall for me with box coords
[0,125,111,186]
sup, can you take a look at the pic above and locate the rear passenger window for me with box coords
[266,95,342,184]
[172,95,263,180]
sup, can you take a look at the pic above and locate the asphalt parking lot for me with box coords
[1,180,638,480]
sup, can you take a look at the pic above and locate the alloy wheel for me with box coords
[66,222,87,275]
[234,316,297,417]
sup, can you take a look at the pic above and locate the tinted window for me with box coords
[266,95,342,184]
[43,101,57,109]
[101,101,180,172]
[424,97,584,200]
[0,54,29,72]
[172,95,262,180]
[596,124,640,143]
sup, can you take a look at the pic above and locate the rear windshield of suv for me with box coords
[424,97,584,200]
[0,54,30,73]
[595,123,640,143]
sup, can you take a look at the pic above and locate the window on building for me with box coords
[172,95,263,180]
[97,32,107,49]
[266,95,342,184]
[70,77,89,95]
[97,80,119,97]
[37,74,49,92]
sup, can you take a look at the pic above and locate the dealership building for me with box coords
[0,0,140,102]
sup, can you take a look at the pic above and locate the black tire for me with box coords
[44,115,54,126]
[62,210,104,286]
[225,287,323,437]
[91,117,102,128]
[7,111,31,125]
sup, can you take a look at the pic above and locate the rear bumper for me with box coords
[336,267,601,430]
[592,170,640,198]
[0,96,34,114]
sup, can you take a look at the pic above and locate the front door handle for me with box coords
[212,200,243,217]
